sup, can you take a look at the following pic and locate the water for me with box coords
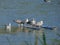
[0,27,59,45]
[0,0,60,45]
[0,0,60,27]
[0,30,58,45]
[0,32,35,45]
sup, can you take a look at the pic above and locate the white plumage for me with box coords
[36,21,43,26]
[25,18,29,23]
[6,23,11,32]
[31,18,36,25]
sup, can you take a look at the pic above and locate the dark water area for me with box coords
[0,0,60,45]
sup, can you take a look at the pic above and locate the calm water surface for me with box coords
[0,0,60,45]
[0,30,58,45]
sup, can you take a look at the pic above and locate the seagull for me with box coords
[36,21,43,27]
[25,18,43,27]
[13,20,24,24]
[31,18,36,25]
[25,18,31,24]
[6,23,11,32]
[13,20,24,30]
[25,18,29,23]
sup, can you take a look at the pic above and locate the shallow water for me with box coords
[0,28,58,45]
